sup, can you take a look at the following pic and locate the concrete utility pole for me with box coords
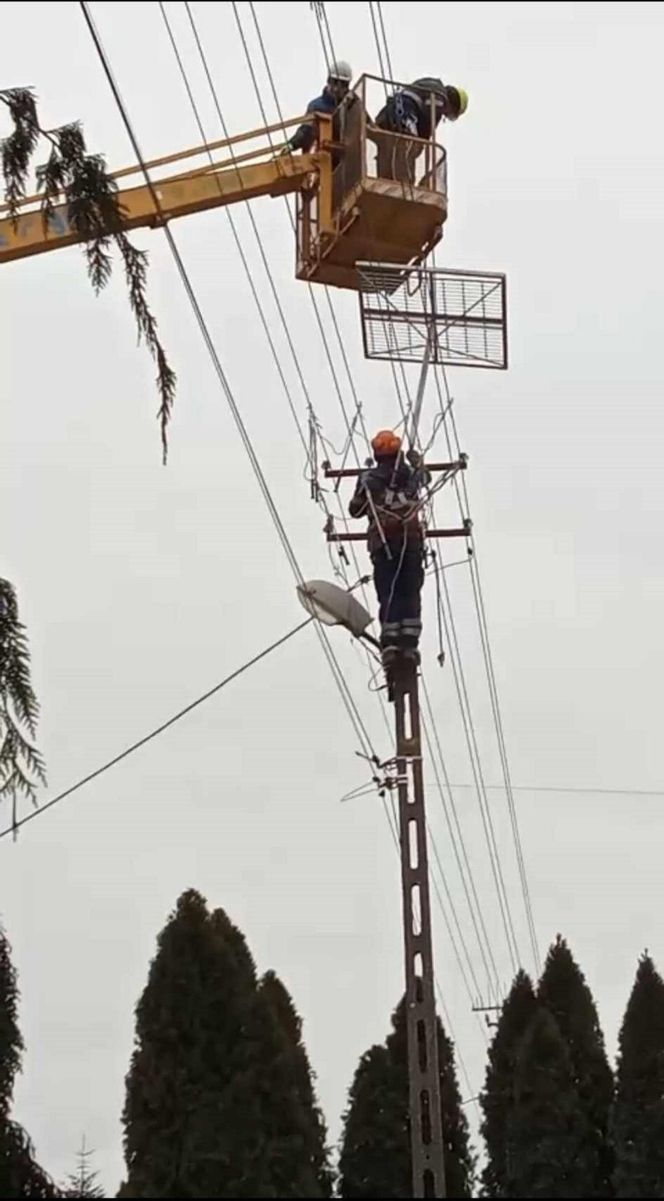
[393,658,446,1198]
[301,251,510,1195]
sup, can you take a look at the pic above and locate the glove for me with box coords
[406,448,423,468]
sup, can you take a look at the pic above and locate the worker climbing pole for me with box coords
[323,259,508,1198]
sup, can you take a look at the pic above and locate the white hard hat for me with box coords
[328,59,353,83]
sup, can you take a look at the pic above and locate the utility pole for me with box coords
[393,657,446,1199]
[302,262,509,1201]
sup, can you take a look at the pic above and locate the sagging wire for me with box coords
[310,1,336,72]
[247,1,372,457]
[360,0,499,1088]
[80,0,384,789]
[432,363,540,970]
[175,2,363,593]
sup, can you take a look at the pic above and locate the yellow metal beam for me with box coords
[0,152,320,264]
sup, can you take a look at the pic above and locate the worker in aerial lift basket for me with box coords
[349,431,431,668]
[284,59,354,153]
[372,77,468,183]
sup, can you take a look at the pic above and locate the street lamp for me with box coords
[296,579,378,645]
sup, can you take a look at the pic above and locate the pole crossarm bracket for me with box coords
[326,518,471,544]
[322,456,468,480]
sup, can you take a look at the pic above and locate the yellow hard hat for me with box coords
[455,86,469,116]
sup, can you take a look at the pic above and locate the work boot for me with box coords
[401,646,421,667]
[382,645,399,671]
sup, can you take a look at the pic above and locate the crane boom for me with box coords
[0,152,320,264]
[0,79,449,291]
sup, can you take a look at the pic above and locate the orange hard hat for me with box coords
[372,429,402,457]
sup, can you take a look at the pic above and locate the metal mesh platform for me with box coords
[358,263,508,369]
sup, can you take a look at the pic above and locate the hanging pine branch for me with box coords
[0,87,176,462]
[0,580,46,830]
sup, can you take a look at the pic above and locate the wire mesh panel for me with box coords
[358,263,508,369]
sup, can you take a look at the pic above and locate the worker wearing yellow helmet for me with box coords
[373,77,468,183]
[349,431,431,666]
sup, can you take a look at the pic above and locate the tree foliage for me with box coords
[0,579,46,831]
[60,1140,104,1199]
[0,924,54,1197]
[480,969,538,1198]
[506,1007,597,1199]
[0,87,176,461]
[538,935,613,1196]
[122,890,330,1198]
[258,971,332,1196]
[612,953,664,1198]
[339,996,474,1198]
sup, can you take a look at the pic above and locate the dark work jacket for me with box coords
[289,86,339,152]
[375,88,444,140]
[349,457,430,554]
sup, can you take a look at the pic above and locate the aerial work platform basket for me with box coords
[296,74,448,291]
[0,74,447,296]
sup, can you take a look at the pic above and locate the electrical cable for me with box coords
[79,0,380,774]
[421,678,502,997]
[0,617,314,842]
[434,364,540,969]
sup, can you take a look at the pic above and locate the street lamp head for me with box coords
[297,580,373,639]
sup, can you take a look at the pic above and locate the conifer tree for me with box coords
[612,953,664,1198]
[258,971,332,1197]
[538,935,613,1195]
[506,1008,597,1199]
[122,890,329,1198]
[0,924,53,1197]
[0,578,46,832]
[480,969,538,1198]
[61,1139,104,1199]
[339,996,474,1198]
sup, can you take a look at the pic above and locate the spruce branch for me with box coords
[1,90,177,460]
[0,88,40,225]
[0,580,46,815]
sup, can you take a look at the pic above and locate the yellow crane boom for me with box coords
[0,82,448,290]
[0,130,319,264]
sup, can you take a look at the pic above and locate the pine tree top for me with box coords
[0,925,23,1118]
[60,1141,104,1199]
[538,935,612,1096]
[124,890,331,1198]
[340,995,474,1199]
[617,953,664,1090]
[260,970,303,1047]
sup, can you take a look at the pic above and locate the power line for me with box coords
[224,2,395,729]
[435,365,540,970]
[79,0,380,770]
[421,679,502,998]
[174,0,384,712]
[430,533,521,972]
[237,1,371,459]
[449,783,664,798]
[0,617,314,842]
[363,9,527,980]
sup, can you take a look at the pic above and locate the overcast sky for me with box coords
[3,0,664,1191]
